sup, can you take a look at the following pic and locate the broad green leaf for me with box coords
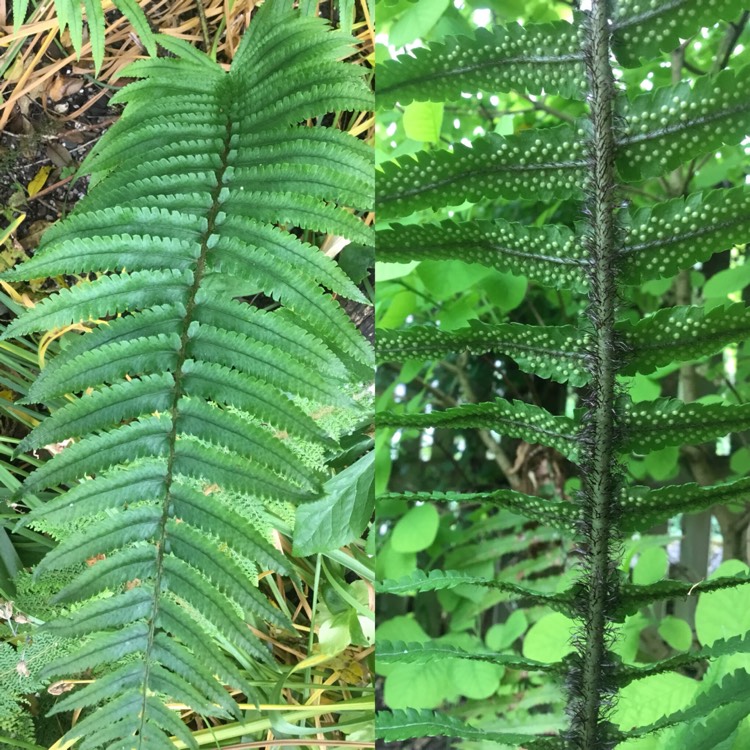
[704,263,750,299]
[388,0,451,48]
[402,101,444,143]
[486,610,528,651]
[632,547,668,586]
[696,561,750,647]
[522,612,576,662]
[624,670,750,738]
[391,503,440,553]
[658,616,693,652]
[293,452,374,555]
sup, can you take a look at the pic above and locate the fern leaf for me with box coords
[612,0,746,68]
[378,400,579,460]
[621,398,750,453]
[377,640,561,672]
[616,574,750,619]
[619,478,750,532]
[379,489,579,531]
[12,0,30,30]
[376,569,574,613]
[60,0,84,57]
[112,0,158,57]
[618,632,750,686]
[377,708,564,747]
[1,5,373,747]
[0,269,193,339]
[620,187,750,284]
[621,303,750,375]
[377,125,587,221]
[622,669,750,738]
[377,322,589,386]
[17,374,175,452]
[82,0,105,73]
[377,19,586,110]
[377,218,587,290]
[44,587,156,637]
[619,66,750,181]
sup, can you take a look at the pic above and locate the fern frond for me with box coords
[617,575,750,619]
[377,709,565,747]
[377,218,586,290]
[621,398,750,453]
[377,125,587,221]
[620,478,750,532]
[1,5,372,749]
[612,0,746,67]
[379,490,579,532]
[621,303,750,375]
[377,322,589,386]
[376,569,575,613]
[619,66,750,181]
[377,640,561,673]
[622,669,750,738]
[617,632,750,686]
[620,187,750,284]
[378,400,579,459]
[377,19,586,109]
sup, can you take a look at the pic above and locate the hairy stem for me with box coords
[571,1,621,747]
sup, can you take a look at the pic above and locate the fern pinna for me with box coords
[376,1,750,748]
[1,5,373,749]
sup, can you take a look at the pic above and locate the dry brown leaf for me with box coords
[47,73,84,102]
[48,680,76,696]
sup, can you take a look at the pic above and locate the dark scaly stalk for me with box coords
[569,1,622,747]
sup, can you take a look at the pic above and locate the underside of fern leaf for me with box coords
[375,0,750,747]
[2,6,373,749]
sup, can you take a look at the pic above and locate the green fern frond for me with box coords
[1,5,372,749]
[378,490,579,531]
[619,66,750,181]
[618,632,750,686]
[377,19,586,109]
[612,0,746,67]
[377,322,589,386]
[620,478,750,532]
[378,400,578,459]
[620,187,750,284]
[377,218,586,290]
[377,640,561,673]
[621,302,750,375]
[377,709,565,747]
[621,398,750,453]
[376,569,575,613]
[617,575,750,619]
[377,125,587,221]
